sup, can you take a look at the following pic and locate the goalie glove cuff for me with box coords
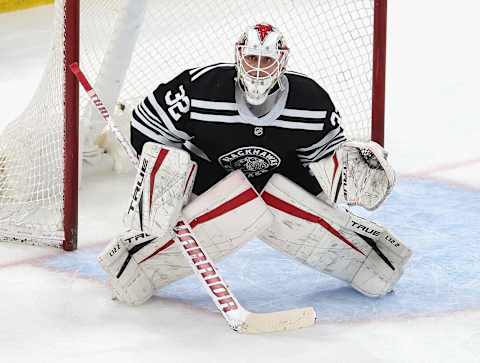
[309,141,396,210]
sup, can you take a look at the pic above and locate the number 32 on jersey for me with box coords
[165,85,190,121]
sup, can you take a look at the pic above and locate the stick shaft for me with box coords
[70,62,139,168]
[174,219,248,330]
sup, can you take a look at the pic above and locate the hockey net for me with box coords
[0,0,386,250]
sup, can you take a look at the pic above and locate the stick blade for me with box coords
[237,307,316,334]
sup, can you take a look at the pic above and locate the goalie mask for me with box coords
[235,23,289,105]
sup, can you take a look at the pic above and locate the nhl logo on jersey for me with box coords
[218,146,281,178]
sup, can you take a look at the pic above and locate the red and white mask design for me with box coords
[235,23,289,105]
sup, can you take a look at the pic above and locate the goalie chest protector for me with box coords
[131,63,346,195]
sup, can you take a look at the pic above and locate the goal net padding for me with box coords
[0,0,386,250]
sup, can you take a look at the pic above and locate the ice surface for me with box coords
[45,178,480,322]
[1,2,479,363]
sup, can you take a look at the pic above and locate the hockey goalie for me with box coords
[98,23,411,306]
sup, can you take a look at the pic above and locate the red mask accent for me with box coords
[255,23,274,42]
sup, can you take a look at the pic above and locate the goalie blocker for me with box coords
[123,143,197,236]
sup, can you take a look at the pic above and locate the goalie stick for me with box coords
[70,62,316,334]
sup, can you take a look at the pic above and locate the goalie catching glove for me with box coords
[309,141,395,210]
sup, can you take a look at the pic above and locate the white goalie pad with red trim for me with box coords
[98,230,158,305]
[309,141,396,210]
[140,170,272,283]
[123,143,197,236]
[259,174,411,297]
[139,170,273,290]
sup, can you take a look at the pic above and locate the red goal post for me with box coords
[0,0,387,250]
[372,0,387,146]
[63,0,79,251]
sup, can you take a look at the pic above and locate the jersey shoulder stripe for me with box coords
[297,127,347,164]
[131,119,180,147]
[133,103,183,143]
[188,62,231,76]
[188,65,236,102]
[281,108,327,119]
[298,135,346,164]
[146,93,192,141]
[190,63,235,82]
[190,99,239,116]
[285,70,310,79]
[191,99,238,111]
[189,112,325,131]
[277,108,328,125]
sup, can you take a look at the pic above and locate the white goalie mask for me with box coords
[235,23,289,105]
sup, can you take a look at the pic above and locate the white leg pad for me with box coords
[123,231,192,290]
[260,174,411,297]
[350,225,411,297]
[125,170,274,291]
[98,231,157,305]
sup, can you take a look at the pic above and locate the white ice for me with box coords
[1,2,480,362]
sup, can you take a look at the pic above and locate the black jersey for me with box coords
[131,63,346,195]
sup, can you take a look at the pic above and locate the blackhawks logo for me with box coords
[218,146,281,178]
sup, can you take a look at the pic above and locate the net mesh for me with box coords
[0,0,380,247]
[81,0,377,143]
[0,1,66,246]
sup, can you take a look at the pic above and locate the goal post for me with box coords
[0,0,388,250]
[372,0,387,146]
[0,0,79,250]
[63,0,80,251]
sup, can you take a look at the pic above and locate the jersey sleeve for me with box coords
[295,91,347,166]
[130,69,193,155]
